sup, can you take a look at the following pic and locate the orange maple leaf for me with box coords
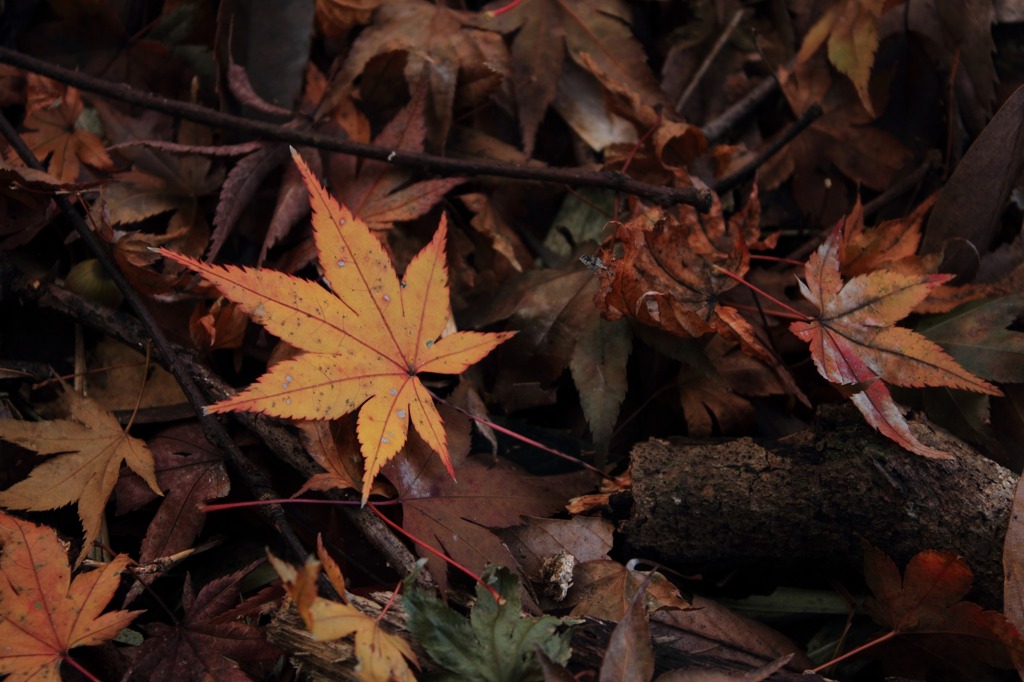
[789,223,1000,458]
[14,74,113,182]
[860,541,1024,673]
[0,511,142,680]
[0,389,162,565]
[839,194,939,277]
[268,551,418,682]
[161,150,513,502]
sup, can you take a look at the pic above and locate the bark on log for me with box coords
[622,405,1016,608]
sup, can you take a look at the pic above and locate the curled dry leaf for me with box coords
[476,0,662,155]
[14,74,113,182]
[595,194,777,364]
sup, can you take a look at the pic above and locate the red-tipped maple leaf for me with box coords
[160,150,513,501]
[789,222,1000,458]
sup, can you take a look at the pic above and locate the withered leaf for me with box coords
[129,563,280,682]
[0,389,161,565]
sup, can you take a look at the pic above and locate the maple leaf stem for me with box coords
[202,499,401,513]
[432,393,613,481]
[367,504,506,605]
[122,341,150,433]
[376,579,403,624]
[729,302,807,322]
[204,498,504,603]
[484,0,524,16]
[811,630,897,673]
[62,655,104,682]
[712,264,811,321]
[748,253,805,268]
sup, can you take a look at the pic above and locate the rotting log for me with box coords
[622,404,1015,608]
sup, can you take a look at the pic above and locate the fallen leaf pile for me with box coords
[3,1,1024,679]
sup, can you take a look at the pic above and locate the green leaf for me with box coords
[403,563,573,682]
[917,294,1024,382]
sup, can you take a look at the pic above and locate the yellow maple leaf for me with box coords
[0,511,142,681]
[795,0,906,117]
[268,552,418,682]
[0,390,162,565]
[161,150,513,502]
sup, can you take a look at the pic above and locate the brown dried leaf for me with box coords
[599,581,654,682]
[840,194,939,276]
[115,424,229,602]
[862,541,1024,677]
[324,0,507,143]
[129,563,280,682]
[760,60,912,191]
[566,560,691,621]
[0,389,161,565]
[328,84,465,229]
[383,420,592,594]
[476,0,661,155]
[595,197,775,364]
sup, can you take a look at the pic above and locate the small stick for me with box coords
[676,9,748,115]
[701,75,778,145]
[713,102,823,193]
[0,47,712,211]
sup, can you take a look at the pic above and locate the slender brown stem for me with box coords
[368,504,505,604]
[701,74,779,145]
[812,630,897,672]
[0,47,712,211]
[676,9,748,114]
[714,102,824,193]
[713,264,811,321]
